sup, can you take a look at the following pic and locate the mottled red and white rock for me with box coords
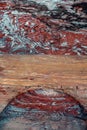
[0,0,87,55]
[0,89,86,130]
[0,1,87,129]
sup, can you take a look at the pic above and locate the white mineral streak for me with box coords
[0,11,42,54]
[35,89,58,96]
[0,12,16,35]
[72,46,82,55]
[81,45,87,49]
[30,0,60,9]
[61,42,68,47]
[28,0,74,10]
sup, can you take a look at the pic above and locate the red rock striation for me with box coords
[0,0,87,129]
[10,89,87,119]
[0,89,87,129]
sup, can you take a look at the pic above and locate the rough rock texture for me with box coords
[0,55,87,129]
[0,0,87,129]
[0,0,87,55]
[0,89,87,130]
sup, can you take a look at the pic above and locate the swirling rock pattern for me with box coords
[0,89,87,130]
[0,0,87,55]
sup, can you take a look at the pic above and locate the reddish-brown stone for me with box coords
[6,89,87,119]
[0,0,87,55]
[0,89,86,130]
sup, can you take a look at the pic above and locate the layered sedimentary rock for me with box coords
[0,0,87,129]
[0,89,86,130]
[0,55,87,129]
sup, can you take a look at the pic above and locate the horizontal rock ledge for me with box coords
[0,55,87,112]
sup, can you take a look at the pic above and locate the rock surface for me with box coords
[0,0,87,129]
[0,55,87,129]
[0,0,87,55]
[0,89,87,130]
